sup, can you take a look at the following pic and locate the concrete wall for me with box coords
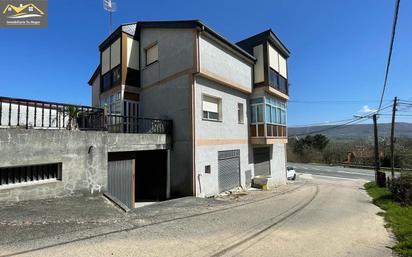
[199,34,253,91]
[0,129,169,203]
[269,144,287,184]
[140,28,195,86]
[138,28,196,197]
[194,77,253,196]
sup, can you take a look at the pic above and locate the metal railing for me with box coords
[0,96,105,130]
[106,115,172,134]
[0,96,173,135]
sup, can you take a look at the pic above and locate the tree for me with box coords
[312,134,329,151]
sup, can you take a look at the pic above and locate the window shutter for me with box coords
[146,44,158,65]
[268,45,279,72]
[203,96,219,113]
[279,54,287,78]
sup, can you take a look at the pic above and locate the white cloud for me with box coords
[358,105,377,115]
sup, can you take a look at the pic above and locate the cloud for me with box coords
[358,105,377,115]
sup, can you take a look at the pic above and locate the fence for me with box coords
[106,115,173,134]
[0,96,172,135]
[0,96,105,130]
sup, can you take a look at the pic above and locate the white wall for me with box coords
[199,34,252,91]
[126,36,139,70]
[269,144,287,184]
[195,77,252,196]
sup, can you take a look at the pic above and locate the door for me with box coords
[253,147,271,176]
[123,101,139,133]
[218,150,240,192]
[107,159,135,209]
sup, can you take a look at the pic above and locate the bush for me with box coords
[388,173,412,205]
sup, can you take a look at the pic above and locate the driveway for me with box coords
[0,176,393,257]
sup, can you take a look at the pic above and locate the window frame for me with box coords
[202,94,222,122]
[238,103,244,124]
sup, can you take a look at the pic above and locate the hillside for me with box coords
[288,122,412,139]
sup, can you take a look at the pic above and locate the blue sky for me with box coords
[1,0,411,126]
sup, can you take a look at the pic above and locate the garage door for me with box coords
[107,160,135,209]
[218,150,240,192]
[253,147,271,176]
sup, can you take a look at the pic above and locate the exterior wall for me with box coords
[140,28,195,87]
[139,28,195,197]
[269,143,287,184]
[194,77,253,196]
[199,34,253,92]
[92,75,100,107]
[126,36,139,70]
[0,129,169,203]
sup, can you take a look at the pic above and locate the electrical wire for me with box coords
[377,0,401,112]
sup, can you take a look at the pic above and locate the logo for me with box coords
[0,0,47,27]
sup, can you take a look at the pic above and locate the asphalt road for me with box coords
[289,163,376,180]
[1,176,393,257]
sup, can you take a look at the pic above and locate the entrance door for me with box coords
[123,101,139,133]
[107,159,135,209]
[218,150,240,192]
[253,147,271,176]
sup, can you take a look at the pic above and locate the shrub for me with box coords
[388,173,412,205]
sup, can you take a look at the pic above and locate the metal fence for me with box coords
[0,96,173,135]
[0,96,105,130]
[106,115,173,134]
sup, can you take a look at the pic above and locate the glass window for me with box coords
[250,105,257,123]
[257,105,263,122]
[265,104,271,123]
[202,95,221,121]
[250,98,263,104]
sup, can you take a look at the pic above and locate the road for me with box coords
[289,162,376,180]
[1,175,393,257]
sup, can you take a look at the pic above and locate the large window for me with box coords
[100,92,122,115]
[250,96,286,125]
[238,103,244,124]
[0,163,62,187]
[202,95,221,121]
[265,96,286,125]
[146,43,158,66]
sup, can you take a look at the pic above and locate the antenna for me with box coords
[103,0,117,34]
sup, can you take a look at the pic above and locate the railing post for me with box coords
[0,99,2,126]
[34,102,37,127]
[17,102,20,127]
[8,100,11,126]
[25,102,29,129]
[41,103,44,127]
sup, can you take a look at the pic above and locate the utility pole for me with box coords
[390,97,398,178]
[373,114,385,187]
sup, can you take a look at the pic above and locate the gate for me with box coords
[218,150,240,192]
[253,147,271,176]
[107,160,135,209]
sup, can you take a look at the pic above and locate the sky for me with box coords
[1,0,411,126]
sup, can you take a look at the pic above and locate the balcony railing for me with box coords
[106,115,172,134]
[0,96,105,130]
[0,96,173,135]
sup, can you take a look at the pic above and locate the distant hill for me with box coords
[288,122,412,139]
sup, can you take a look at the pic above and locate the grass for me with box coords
[365,182,412,256]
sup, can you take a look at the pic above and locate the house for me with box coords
[88,20,291,197]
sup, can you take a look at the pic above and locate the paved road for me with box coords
[289,163,376,180]
[1,176,393,257]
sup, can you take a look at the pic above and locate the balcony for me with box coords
[0,96,172,135]
[249,96,287,144]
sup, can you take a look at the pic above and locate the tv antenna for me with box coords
[103,0,117,34]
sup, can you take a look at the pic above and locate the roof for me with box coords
[236,29,290,58]
[88,64,100,86]
[98,20,256,62]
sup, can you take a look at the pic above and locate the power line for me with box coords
[377,0,401,112]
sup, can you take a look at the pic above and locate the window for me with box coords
[202,95,221,121]
[146,43,158,66]
[265,95,287,125]
[250,97,264,124]
[100,92,121,115]
[238,103,244,124]
[0,163,62,187]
